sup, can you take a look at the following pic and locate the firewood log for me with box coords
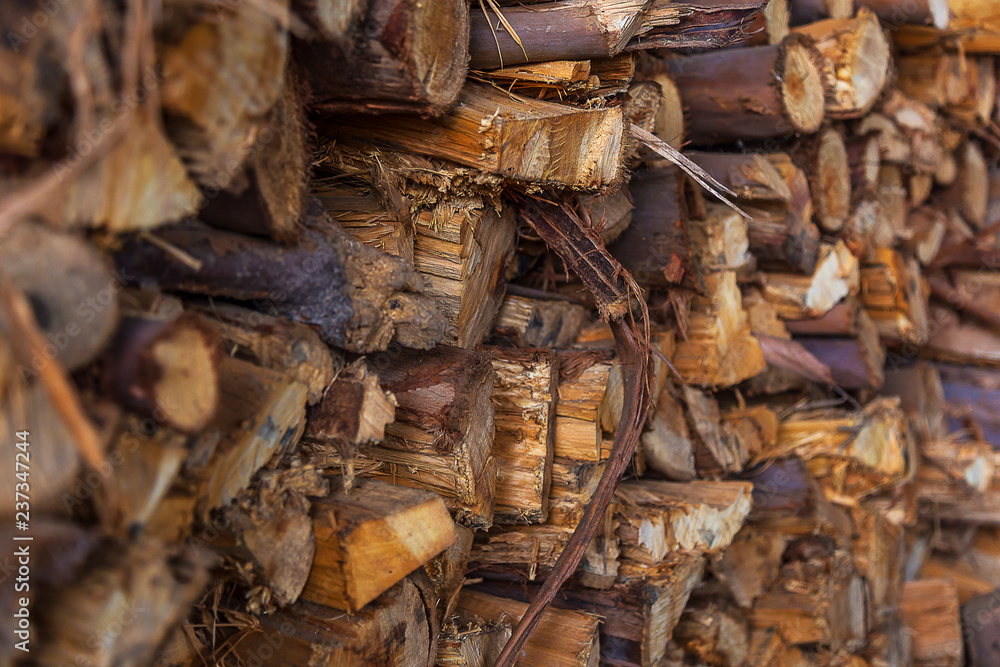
[673,271,767,387]
[791,9,892,118]
[933,140,989,228]
[845,132,882,198]
[610,165,693,288]
[33,539,211,666]
[225,578,436,666]
[359,345,498,529]
[0,222,116,380]
[683,385,750,475]
[487,347,556,524]
[614,480,753,564]
[674,595,750,666]
[548,458,605,527]
[456,589,601,667]
[711,527,789,609]
[424,523,474,618]
[641,385,697,481]
[855,0,950,28]
[962,588,1000,667]
[788,0,853,24]
[160,1,289,190]
[294,0,469,116]
[199,73,308,243]
[492,295,589,348]
[762,241,859,319]
[576,184,633,245]
[789,127,852,233]
[101,312,219,434]
[795,305,886,389]
[314,183,415,264]
[303,359,396,456]
[553,350,615,461]
[303,479,456,612]
[193,301,340,405]
[436,618,512,667]
[860,248,930,345]
[412,198,516,347]
[882,362,947,441]
[114,200,448,352]
[903,206,948,265]
[665,35,827,145]
[319,82,627,189]
[900,579,964,667]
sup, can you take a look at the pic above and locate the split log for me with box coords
[160,2,288,190]
[903,206,948,265]
[199,72,309,243]
[457,589,601,667]
[424,523,474,619]
[933,141,989,228]
[674,596,750,667]
[412,198,516,347]
[882,362,947,441]
[487,347,557,524]
[436,618,512,667]
[0,222,119,372]
[314,182,414,263]
[193,301,339,405]
[101,313,219,433]
[859,248,930,345]
[641,385,697,481]
[791,9,892,118]
[294,0,469,115]
[916,438,994,500]
[492,295,589,348]
[876,163,911,241]
[303,359,396,456]
[647,70,685,150]
[362,345,498,529]
[196,355,309,515]
[683,385,750,475]
[320,82,626,189]
[762,241,859,319]
[614,480,753,564]
[688,204,751,274]
[845,132,882,198]
[303,479,456,612]
[673,271,766,387]
[225,578,436,666]
[711,527,788,609]
[553,351,615,461]
[900,579,964,667]
[114,200,448,352]
[685,152,792,202]
[548,458,605,528]
[665,35,827,145]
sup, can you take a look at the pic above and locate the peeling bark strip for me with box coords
[496,195,650,667]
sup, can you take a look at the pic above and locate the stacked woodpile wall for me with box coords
[7,0,1000,665]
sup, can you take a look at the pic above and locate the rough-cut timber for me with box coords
[295,0,469,115]
[666,35,827,145]
[321,82,626,189]
[114,200,447,353]
[792,9,892,118]
[487,348,557,524]
[303,479,456,612]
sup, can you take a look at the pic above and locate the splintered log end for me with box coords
[304,479,456,612]
[305,360,396,449]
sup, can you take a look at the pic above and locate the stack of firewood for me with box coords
[7,0,1000,665]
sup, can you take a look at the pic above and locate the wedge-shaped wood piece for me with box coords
[295,0,469,115]
[456,589,601,667]
[901,579,964,667]
[321,82,626,189]
[673,271,766,387]
[791,9,892,118]
[363,345,497,529]
[614,480,753,564]
[487,348,556,524]
[666,35,827,144]
[303,479,456,612]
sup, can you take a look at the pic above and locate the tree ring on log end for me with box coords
[412,0,470,113]
[780,41,826,135]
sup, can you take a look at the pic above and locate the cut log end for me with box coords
[781,40,827,134]
[814,127,851,232]
[850,16,892,116]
